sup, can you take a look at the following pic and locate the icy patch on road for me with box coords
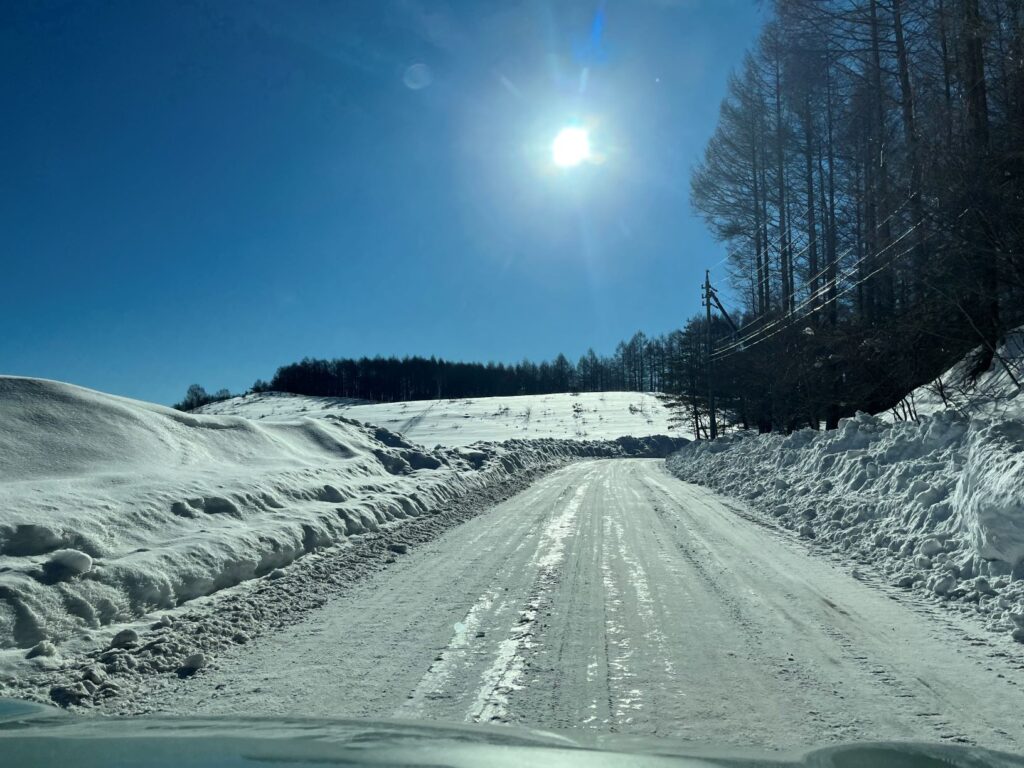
[533,485,589,572]
[602,513,654,725]
[397,590,498,717]
[612,498,675,680]
[468,481,591,723]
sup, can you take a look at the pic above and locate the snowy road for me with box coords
[138,460,1024,750]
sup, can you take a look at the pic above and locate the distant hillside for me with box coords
[198,391,688,444]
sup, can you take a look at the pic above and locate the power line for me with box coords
[713,205,971,362]
[730,189,920,314]
[711,239,920,363]
[711,212,926,359]
[711,235,918,362]
[724,204,972,361]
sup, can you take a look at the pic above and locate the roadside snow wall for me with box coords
[0,377,686,654]
[667,409,1024,640]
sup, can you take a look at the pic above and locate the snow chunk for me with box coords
[109,629,139,649]
[918,538,943,557]
[178,652,206,675]
[47,549,93,576]
[26,640,57,659]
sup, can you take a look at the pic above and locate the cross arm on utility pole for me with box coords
[707,286,739,335]
[703,270,718,440]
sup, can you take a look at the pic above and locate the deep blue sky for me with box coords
[2,1,764,405]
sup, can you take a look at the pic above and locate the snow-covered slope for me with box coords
[199,391,685,445]
[668,333,1024,643]
[890,328,1024,422]
[0,377,683,670]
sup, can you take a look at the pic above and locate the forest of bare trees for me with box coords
[243,330,679,404]
[171,331,684,409]
[689,0,1023,432]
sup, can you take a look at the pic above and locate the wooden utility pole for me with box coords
[704,270,718,440]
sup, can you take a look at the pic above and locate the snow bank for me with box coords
[668,409,1024,640]
[955,418,1024,565]
[0,377,684,658]
[199,390,687,444]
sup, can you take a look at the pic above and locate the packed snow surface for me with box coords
[199,391,685,445]
[0,377,682,672]
[668,332,1024,643]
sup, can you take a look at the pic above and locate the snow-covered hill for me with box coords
[668,331,1024,643]
[0,377,684,687]
[199,390,684,445]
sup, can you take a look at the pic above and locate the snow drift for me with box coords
[668,331,1024,640]
[0,377,685,657]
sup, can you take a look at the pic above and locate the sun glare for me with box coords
[551,126,591,168]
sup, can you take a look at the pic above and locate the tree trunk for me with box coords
[774,53,793,314]
[869,0,894,317]
[962,0,1001,373]
[751,125,766,315]
[802,94,819,315]
[892,0,928,298]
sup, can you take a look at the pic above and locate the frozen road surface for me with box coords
[143,460,1024,751]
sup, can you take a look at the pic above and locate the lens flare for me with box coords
[551,127,591,167]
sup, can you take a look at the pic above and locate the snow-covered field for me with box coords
[668,330,1024,643]
[199,391,685,445]
[0,377,684,704]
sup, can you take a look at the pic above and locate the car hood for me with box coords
[0,698,1021,767]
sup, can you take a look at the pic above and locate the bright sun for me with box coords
[551,126,591,168]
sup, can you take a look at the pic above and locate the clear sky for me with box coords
[2,1,764,405]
